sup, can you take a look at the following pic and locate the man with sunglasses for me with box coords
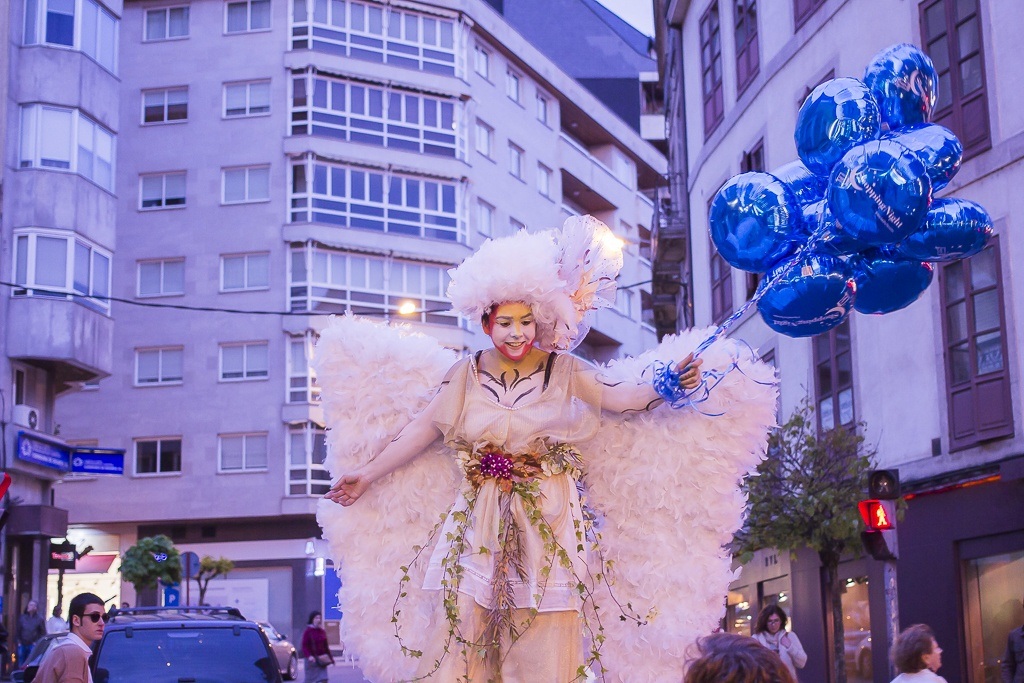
[34,592,106,683]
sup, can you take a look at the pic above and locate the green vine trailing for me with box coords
[390,440,653,682]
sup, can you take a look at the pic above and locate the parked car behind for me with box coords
[258,621,298,680]
[11,633,68,683]
[92,606,282,683]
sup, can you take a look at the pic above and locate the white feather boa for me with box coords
[313,316,777,683]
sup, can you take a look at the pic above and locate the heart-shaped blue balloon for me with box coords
[864,43,939,129]
[828,139,932,246]
[883,123,962,191]
[896,197,993,261]
[796,78,881,177]
[709,172,802,272]
[851,251,934,314]
[757,253,856,337]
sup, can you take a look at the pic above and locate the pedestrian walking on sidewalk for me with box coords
[301,611,334,683]
[34,593,106,683]
[890,624,947,683]
[752,605,807,680]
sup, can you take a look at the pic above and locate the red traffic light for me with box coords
[858,499,895,531]
[0,473,10,498]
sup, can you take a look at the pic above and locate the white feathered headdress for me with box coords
[446,215,623,351]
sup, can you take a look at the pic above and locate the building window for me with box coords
[221,252,269,291]
[614,289,632,318]
[536,93,550,125]
[921,0,990,158]
[289,245,460,326]
[290,73,460,158]
[225,0,270,33]
[223,165,270,204]
[219,342,269,381]
[735,0,759,94]
[19,105,115,191]
[142,87,188,124]
[225,80,270,117]
[793,0,826,28]
[640,290,655,328]
[506,70,521,103]
[638,225,652,262]
[474,44,490,79]
[219,433,268,472]
[12,229,111,312]
[509,217,526,233]
[135,347,183,385]
[710,245,733,324]
[287,335,320,403]
[939,237,1012,450]
[288,423,330,496]
[138,258,184,297]
[477,200,494,237]
[140,172,186,209]
[135,438,182,475]
[290,158,463,242]
[537,163,552,198]
[290,0,456,75]
[813,319,854,431]
[144,5,189,41]
[699,2,724,136]
[508,142,524,179]
[741,138,765,173]
[24,0,118,73]
[475,120,493,158]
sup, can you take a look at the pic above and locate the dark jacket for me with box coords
[1003,625,1024,683]
[16,611,45,647]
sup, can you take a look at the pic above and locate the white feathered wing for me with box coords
[313,318,777,683]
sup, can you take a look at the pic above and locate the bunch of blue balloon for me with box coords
[707,43,993,339]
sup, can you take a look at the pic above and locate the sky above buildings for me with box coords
[594,0,655,37]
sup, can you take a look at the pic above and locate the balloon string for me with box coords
[693,212,831,359]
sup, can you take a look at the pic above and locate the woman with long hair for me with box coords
[752,605,807,680]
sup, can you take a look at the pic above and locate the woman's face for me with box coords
[483,302,536,361]
[922,638,942,672]
[766,613,783,635]
[313,614,322,628]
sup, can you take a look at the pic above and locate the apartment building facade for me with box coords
[45,0,665,644]
[659,0,1022,681]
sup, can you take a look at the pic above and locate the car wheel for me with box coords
[858,650,873,679]
[284,653,298,680]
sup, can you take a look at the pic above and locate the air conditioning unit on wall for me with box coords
[12,404,41,430]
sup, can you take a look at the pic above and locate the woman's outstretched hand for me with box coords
[325,470,372,506]
[675,352,704,391]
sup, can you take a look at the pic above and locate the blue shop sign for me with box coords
[17,432,71,471]
[71,448,125,475]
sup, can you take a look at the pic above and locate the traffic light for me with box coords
[860,469,900,560]
[867,469,900,499]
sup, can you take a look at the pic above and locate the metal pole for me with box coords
[884,559,900,681]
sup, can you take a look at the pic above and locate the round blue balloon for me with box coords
[828,139,933,246]
[796,78,881,177]
[851,251,934,314]
[709,172,801,272]
[800,200,872,256]
[770,160,827,205]
[883,123,962,191]
[757,253,856,338]
[895,197,993,261]
[864,43,939,129]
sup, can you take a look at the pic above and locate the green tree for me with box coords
[120,535,181,603]
[194,556,234,605]
[733,400,875,683]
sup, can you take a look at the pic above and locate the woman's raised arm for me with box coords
[597,353,703,414]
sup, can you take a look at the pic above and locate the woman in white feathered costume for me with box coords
[314,216,778,683]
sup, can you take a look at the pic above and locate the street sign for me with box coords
[71,449,125,475]
[16,432,71,471]
[163,585,180,607]
[181,551,200,579]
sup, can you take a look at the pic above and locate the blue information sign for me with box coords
[16,433,71,471]
[323,561,343,621]
[71,449,125,475]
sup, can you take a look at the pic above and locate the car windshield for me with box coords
[95,628,278,683]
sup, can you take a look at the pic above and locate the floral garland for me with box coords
[391,440,651,682]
